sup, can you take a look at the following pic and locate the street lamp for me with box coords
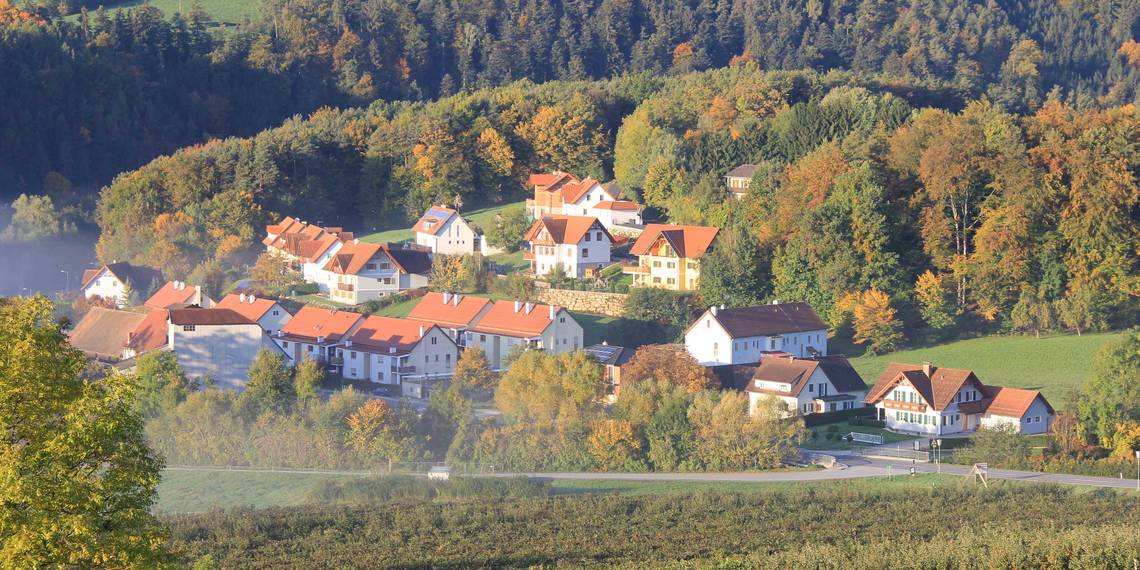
[932,438,943,474]
[1135,450,1139,492]
[60,270,70,291]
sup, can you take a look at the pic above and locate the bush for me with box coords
[310,475,550,504]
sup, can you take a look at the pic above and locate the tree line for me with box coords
[1,0,1137,199]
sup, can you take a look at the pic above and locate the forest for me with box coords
[1,0,1138,199]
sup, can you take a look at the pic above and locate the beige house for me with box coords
[167,307,278,390]
[464,300,584,369]
[320,241,431,305]
[341,316,459,387]
[745,355,867,417]
[623,224,719,291]
[271,306,365,372]
[523,214,613,278]
[725,164,757,200]
[406,292,493,345]
[412,205,481,255]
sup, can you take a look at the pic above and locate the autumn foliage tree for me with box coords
[347,399,422,471]
[838,289,903,354]
[588,419,644,471]
[621,344,716,393]
[453,347,495,392]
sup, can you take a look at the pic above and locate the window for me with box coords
[445,354,451,365]
[282,341,289,348]
[350,351,357,359]
[596,231,603,241]
[653,261,661,268]
[377,371,384,381]
[272,310,279,316]
[559,317,565,323]
[584,233,591,242]
[307,345,313,353]
[434,354,439,362]
[350,368,357,375]
[666,278,676,284]
[653,277,661,284]
[809,384,814,393]
[666,262,676,269]
[380,262,390,270]
[366,263,377,271]
[480,334,486,342]
[431,337,437,345]
[582,248,589,258]
[182,325,196,332]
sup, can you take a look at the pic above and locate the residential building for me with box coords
[584,342,635,403]
[412,205,482,255]
[745,355,867,417]
[685,302,829,366]
[523,214,613,278]
[125,309,170,360]
[271,306,365,371]
[68,307,149,363]
[167,307,277,390]
[464,300,584,369]
[406,291,492,345]
[865,363,1055,435]
[725,164,757,200]
[144,280,213,310]
[320,241,431,305]
[527,171,580,219]
[262,215,353,288]
[81,262,163,307]
[527,171,643,230]
[215,293,293,335]
[341,316,459,387]
[589,200,643,230]
[623,224,719,291]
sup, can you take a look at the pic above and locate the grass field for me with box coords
[575,312,622,346]
[488,250,529,273]
[806,420,917,451]
[847,332,1121,402]
[360,201,526,246]
[75,0,258,25]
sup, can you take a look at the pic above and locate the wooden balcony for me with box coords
[336,283,355,292]
[621,262,649,275]
[883,400,927,412]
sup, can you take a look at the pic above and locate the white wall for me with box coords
[417,217,477,255]
[532,229,612,278]
[83,270,128,307]
[684,312,734,366]
[169,322,268,390]
[981,398,1052,434]
[465,309,583,369]
[256,304,292,335]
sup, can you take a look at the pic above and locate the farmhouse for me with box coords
[406,291,492,345]
[167,307,277,390]
[745,355,867,417]
[272,306,365,371]
[81,262,163,307]
[623,224,719,291]
[527,171,643,230]
[341,316,459,387]
[864,362,1055,435]
[320,241,431,305]
[583,342,635,403]
[144,280,213,310]
[68,307,149,363]
[215,293,293,335]
[413,205,484,255]
[464,300,584,369]
[523,214,613,278]
[725,164,757,200]
[685,302,829,366]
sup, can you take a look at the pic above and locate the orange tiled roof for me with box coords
[560,177,616,204]
[629,224,719,258]
[144,281,199,310]
[127,309,170,354]
[469,300,566,337]
[407,292,491,329]
[593,200,640,211]
[323,241,383,275]
[864,363,982,411]
[348,316,439,353]
[524,214,612,245]
[529,171,577,190]
[984,386,1052,417]
[280,306,364,343]
[216,294,287,322]
[412,206,459,236]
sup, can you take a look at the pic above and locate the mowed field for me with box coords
[847,332,1122,402]
[360,201,526,246]
[82,0,258,25]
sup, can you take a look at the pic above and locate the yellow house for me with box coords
[623,224,719,291]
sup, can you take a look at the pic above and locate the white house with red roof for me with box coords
[527,172,643,231]
[144,280,213,310]
[406,292,492,345]
[318,241,432,305]
[341,316,459,386]
[262,215,353,287]
[166,307,280,390]
[623,224,719,291]
[215,293,293,335]
[271,306,365,371]
[864,362,1054,435]
[464,300,584,369]
[745,355,868,417]
[81,262,163,307]
[412,205,485,255]
[523,214,613,278]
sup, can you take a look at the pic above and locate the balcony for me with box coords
[336,282,355,292]
[397,365,417,374]
[883,400,926,412]
[621,262,648,275]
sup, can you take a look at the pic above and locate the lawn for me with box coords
[156,469,368,514]
[360,200,526,246]
[374,296,421,317]
[805,420,917,451]
[488,250,529,273]
[288,293,354,309]
[574,312,622,346]
[72,0,258,26]
[846,332,1122,403]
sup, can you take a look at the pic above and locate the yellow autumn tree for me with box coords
[839,289,903,354]
[914,270,955,330]
[1110,421,1140,461]
[477,127,515,177]
[588,419,643,471]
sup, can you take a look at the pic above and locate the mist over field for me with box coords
[0,223,98,296]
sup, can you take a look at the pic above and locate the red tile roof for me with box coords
[468,300,567,337]
[983,386,1052,418]
[127,309,170,354]
[629,224,719,258]
[216,294,287,322]
[560,177,617,204]
[280,306,364,343]
[323,241,383,275]
[407,292,491,329]
[593,200,640,211]
[413,206,460,236]
[528,172,577,190]
[144,281,199,309]
[348,316,439,354]
[524,214,613,245]
[68,307,147,360]
[864,363,983,411]
[169,308,254,326]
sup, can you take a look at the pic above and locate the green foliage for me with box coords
[134,350,196,418]
[698,218,767,307]
[238,347,296,417]
[0,297,171,566]
[621,288,700,343]
[485,207,531,251]
[1077,330,1140,445]
[955,425,1032,467]
[0,194,76,242]
[292,357,324,403]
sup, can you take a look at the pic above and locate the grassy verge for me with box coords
[847,332,1122,403]
[575,312,622,346]
[805,420,917,451]
[488,250,529,273]
[70,0,257,26]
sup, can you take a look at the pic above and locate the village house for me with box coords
[319,241,431,305]
[583,342,635,403]
[685,302,829,366]
[167,307,278,390]
[144,280,213,310]
[412,205,488,255]
[215,293,293,335]
[464,300,584,370]
[406,291,492,346]
[271,306,365,372]
[623,224,719,291]
[745,355,867,417]
[262,215,353,288]
[864,363,1055,435]
[725,164,757,200]
[523,214,613,278]
[81,262,163,307]
[527,171,643,230]
[341,316,459,389]
[68,307,158,364]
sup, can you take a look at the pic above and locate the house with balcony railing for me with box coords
[318,240,431,305]
[340,315,458,387]
[271,306,365,373]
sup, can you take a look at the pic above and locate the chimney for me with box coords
[922,362,933,377]
[418,325,425,338]
[248,295,256,304]
[194,285,201,302]
[353,238,360,245]
[514,300,522,313]
[720,304,726,311]
[525,302,534,314]
[443,292,452,305]
[345,340,352,347]
[548,305,555,320]
[772,299,781,305]
[239,293,247,303]
[316,335,325,344]
[602,340,608,346]
[710,306,717,316]
[453,293,461,306]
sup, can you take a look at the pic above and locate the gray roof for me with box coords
[709,303,828,339]
[726,164,758,178]
[583,344,634,367]
[815,356,869,393]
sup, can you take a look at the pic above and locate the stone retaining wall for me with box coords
[534,288,628,317]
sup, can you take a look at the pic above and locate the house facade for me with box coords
[725,164,757,200]
[271,306,365,372]
[215,293,293,335]
[526,171,643,230]
[685,302,829,366]
[320,241,431,305]
[523,215,613,278]
[262,215,352,289]
[413,205,481,255]
[341,316,459,386]
[745,355,867,417]
[81,262,163,307]
[864,363,1054,435]
[464,300,584,369]
[584,342,634,403]
[167,308,275,390]
[623,224,719,291]
[406,291,492,345]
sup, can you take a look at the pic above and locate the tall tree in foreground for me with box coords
[0,297,171,567]
[1077,330,1140,445]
